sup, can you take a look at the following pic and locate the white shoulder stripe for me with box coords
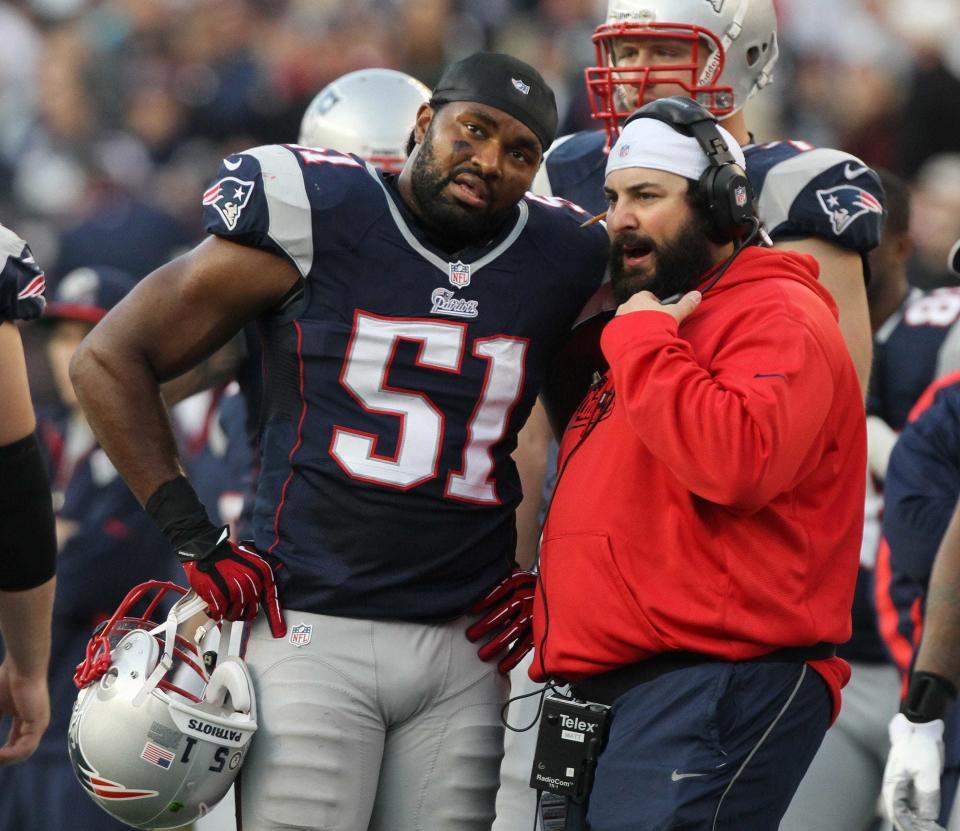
[0,224,27,264]
[756,147,862,232]
[243,145,313,277]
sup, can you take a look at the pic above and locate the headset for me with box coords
[622,95,757,244]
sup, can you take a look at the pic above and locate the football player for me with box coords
[69,52,609,831]
[0,224,55,768]
[498,2,887,829]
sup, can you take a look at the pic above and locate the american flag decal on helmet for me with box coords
[816,185,883,236]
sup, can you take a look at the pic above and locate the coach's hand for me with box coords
[616,289,701,323]
[180,532,286,638]
[466,568,536,674]
[882,713,947,831]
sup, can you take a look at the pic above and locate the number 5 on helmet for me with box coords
[70,581,257,829]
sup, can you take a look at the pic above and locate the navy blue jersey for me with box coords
[533,131,886,257]
[880,377,960,769]
[0,223,45,321]
[200,145,608,620]
[870,287,960,430]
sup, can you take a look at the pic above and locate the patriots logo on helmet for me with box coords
[70,719,159,801]
[816,185,883,236]
[202,177,255,231]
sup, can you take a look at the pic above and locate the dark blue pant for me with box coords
[0,752,133,831]
[566,660,831,831]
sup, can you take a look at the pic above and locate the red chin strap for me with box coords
[586,22,734,151]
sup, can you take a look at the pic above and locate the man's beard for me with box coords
[409,127,513,249]
[609,212,716,305]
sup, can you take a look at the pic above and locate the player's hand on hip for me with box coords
[181,531,286,639]
[882,712,947,831]
[466,567,536,674]
[616,289,701,323]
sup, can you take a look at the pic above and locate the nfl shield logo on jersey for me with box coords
[202,177,255,231]
[449,260,471,289]
[734,185,748,207]
[288,623,313,648]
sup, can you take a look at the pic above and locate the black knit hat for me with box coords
[431,52,558,151]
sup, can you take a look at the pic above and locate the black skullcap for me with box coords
[951,239,960,276]
[431,52,558,152]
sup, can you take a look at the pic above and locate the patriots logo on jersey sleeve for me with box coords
[202,177,255,231]
[816,185,883,236]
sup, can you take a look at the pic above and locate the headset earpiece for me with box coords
[622,97,757,243]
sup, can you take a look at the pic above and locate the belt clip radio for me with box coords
[529,694,610,799]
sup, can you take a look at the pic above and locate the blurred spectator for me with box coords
[907,154,960,290]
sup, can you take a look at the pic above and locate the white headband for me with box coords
[605,117,746,182]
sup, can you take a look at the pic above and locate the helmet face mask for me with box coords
[298,68,430,173]
[587,0,779,149]
[69,581,257,829]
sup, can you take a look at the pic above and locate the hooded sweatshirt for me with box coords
[530,246,866,719]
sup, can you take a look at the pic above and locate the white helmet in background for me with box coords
[298,68,430,172]
[587,0,779,147]
[69,581,257,829]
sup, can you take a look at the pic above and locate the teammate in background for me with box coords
[0,265,180,831]
[298,67,431,169]
[532,0,883,394]
[779,169,913,831]
[0,225,55,768]
[879,244,960,831]
[69,52,608,831]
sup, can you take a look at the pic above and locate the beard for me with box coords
[409,126,513,249]
[609,212,716,305]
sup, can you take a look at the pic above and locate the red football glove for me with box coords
[466,568,537,674]
[182,540,286,638]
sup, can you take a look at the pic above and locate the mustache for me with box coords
[611,230,656,258]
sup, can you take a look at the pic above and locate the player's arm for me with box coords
[70,237,298,636]
[772,236,872,396]
[882,496,960,831]
[513,400,551,569]
[0,321,56,765]
[70,235,299,504]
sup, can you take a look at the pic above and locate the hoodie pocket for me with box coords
[539,531,669,668]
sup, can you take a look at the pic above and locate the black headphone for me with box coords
[622,96,757,244]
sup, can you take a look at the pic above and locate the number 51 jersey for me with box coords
[201,145,608,621]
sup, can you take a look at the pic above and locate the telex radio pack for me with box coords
[529,695,610,799]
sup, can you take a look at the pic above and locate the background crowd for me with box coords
[0,0,958,341]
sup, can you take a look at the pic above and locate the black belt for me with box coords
[570,643,837,707]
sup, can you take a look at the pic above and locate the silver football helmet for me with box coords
[586,0,779,147]
[69,581,257,829]
[298,68,430,172]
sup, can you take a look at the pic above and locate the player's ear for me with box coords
[412,103,434,146]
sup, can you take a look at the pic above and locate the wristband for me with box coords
[902,671,958,723]
[0,432,56,590]
[144,475,225,561]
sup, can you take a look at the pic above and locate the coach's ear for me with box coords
[412,103,435,146]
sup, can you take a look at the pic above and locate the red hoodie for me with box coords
[530,247,866,719]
